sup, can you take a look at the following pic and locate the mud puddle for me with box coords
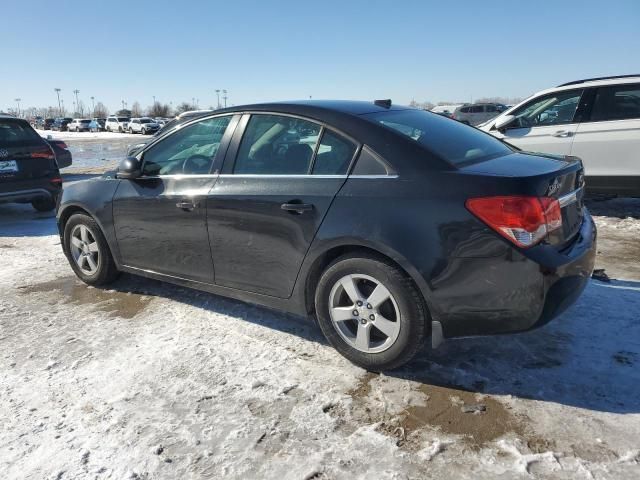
[339,373,551,450]
[19,275,152,319]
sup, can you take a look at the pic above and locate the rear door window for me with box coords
[234,114,321,174]
[590,84,640,121]
[312,129,356,175]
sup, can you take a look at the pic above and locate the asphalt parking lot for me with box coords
[1,136,640,479]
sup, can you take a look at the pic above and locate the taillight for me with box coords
[466,196,562,248]
[50,176,63,184]
[31,149,54,160]
[57,142,68,150]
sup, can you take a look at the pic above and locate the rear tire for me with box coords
[31,197,56,212]
[314,253,428,371]
[63,213,120,286]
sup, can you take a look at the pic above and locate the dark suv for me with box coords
[0,116,62,211]
[51,118,73,132]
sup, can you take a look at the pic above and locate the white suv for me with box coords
[480,75,640,196]
[105,116,130,133]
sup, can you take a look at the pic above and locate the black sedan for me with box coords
[56,100,596,370]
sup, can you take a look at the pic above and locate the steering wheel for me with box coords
[181,155,212,175]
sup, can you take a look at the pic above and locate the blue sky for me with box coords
[2,0,639,113]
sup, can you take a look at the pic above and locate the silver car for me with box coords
[453,103,507,126]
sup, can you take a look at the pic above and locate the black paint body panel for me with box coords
[56,101,597,341]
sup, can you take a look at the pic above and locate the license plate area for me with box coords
[0,160,18,173]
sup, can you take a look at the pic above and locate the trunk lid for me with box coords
[460,152,585,247]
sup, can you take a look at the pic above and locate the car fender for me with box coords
[57,178,122,265]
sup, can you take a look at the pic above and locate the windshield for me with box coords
[363,109,512,166]
[140,119,153,123]
[117,117,130,122]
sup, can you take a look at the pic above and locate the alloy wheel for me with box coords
[328,274,401,353]
[69,224,100,275]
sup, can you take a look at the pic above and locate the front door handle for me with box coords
[281,202,314,214]
[176,200,198,211]
[552,130,573,138]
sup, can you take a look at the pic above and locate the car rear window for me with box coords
[363,109,512,166]
[0,119,44,146]
[80,120,91,124]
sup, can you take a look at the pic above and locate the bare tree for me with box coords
[475,96,523,106]
[174,102,196,115]
[147,102,172,118]
[131,101,143,117]
[409,99,435,110]
[94,102,109,118]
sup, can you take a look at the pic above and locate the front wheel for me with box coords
[314,253,428,371]
[63,213,120,286]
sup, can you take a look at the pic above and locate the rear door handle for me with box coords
[552,130,573,138]
[281,202,314,214]
[176,200,198,211]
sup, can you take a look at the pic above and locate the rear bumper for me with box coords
[0,178,61,204]
[436,211,597,338]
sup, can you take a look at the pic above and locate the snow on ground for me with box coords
[38,129,141,141]
[1,194,640,479]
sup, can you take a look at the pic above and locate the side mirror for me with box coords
[494,114,516,131]
[47,134,53,140]
[116,156,142,179]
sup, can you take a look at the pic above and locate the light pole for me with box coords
[121,100,127,111]
[222,89,228,108]
[90,96,95,116]
[73,89,80,115]
[14,98,21,117]
[215,89,220,109]
[54,88,62,116]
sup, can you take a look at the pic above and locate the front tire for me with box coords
[63,213,119,286]
[314,253,427,371]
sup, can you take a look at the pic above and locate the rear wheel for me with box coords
[31,197,56,212]
[314,253,428,371]
[63,213,119,285]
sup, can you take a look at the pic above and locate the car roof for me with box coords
[215,100,408,117]
[536,75,640,97]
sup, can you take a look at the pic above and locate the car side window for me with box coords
[511,90,583,128]
[141,116,231,176]
[486,105,496,113]
[590,84,640,122]
[312,130,356,175]
[470,105,483,113]
[234,114,321,174]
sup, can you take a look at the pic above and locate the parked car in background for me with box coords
[58,100,595,370]
[453,103,507,125]
[128,117,161,135]
[51,117,73,131]
[67,118,92,132]
[431,104,465,118]
[44,137,72,169]
[0,115,62,211]
[105,116,130,133]
[89,118,106,132]
[35,118,55,130]
[480,75,640,196]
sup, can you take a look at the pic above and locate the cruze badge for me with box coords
[0,149,9,158]
[547,178,562,196]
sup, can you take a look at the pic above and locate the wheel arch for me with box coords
[301,242,434,321]
[57,203,118,264]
